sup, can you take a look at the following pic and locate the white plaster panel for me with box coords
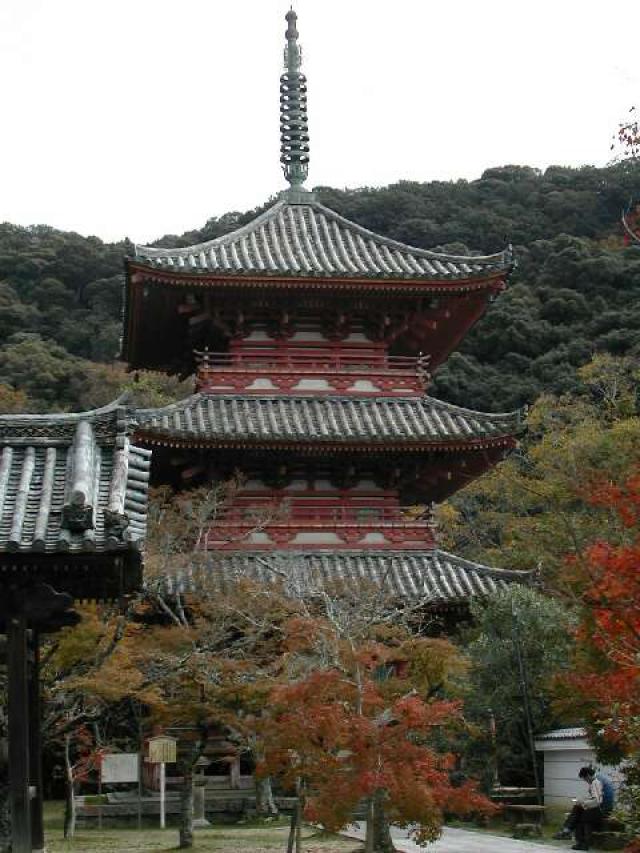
[313,480,334,491]
[294,379,331,390]
[239,480,265,490]
[290,331,327,341]
[350,480,379,491]
[248,378,278,389]
[284,480,310,491]
[350,380,380,392]
[246,531,272,543]
[291,532,342,544]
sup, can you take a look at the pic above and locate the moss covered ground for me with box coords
[43,803,358,852]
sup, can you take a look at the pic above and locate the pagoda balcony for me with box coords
[205,505,437,551]
[195,349,430,396]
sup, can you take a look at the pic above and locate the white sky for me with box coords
[0,0,638,244]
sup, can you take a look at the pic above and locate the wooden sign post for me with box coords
[148,736,177,829]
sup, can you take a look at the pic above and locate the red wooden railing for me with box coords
[195,349,428,373]
[215,504,432,526]
[205,503,436,549]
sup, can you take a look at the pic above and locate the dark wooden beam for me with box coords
[7,612,31,853]
[29,634,44,853]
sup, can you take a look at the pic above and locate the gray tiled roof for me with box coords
[155,549,526,603]
[134,199,513,281]
[135,393,523,446]
[535,728,588,741]
[0,400,151,554]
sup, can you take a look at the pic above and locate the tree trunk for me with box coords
[178,767,194,849]
[371,789,395,853]
[255,775,278,817]
[63,786,76,842]
[295,805,302,853]
[286,777,303,853]
[63,735,76,840]
[364,796,374,853]
[295,778,303,853]
[286,809,296,853]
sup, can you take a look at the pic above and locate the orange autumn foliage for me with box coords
[568,473,640,746]
[261,625,495,846]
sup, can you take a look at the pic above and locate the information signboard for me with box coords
[101,753,139,784]
[148,735,178,828]
[148,735,177,764]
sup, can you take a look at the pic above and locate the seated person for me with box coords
[553,766,614,851]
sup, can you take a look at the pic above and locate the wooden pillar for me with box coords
[29,633,45,853]
[230,756,241,790]
[7,612,32,853]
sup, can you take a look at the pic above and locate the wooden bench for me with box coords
[502,803,547,827]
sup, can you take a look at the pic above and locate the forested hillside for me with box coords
[1,162,640,413]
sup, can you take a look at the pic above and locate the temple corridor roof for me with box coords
[133,198,513,284]
[155,549,526,604]
[135,393,523,449]
[0,400,151,554]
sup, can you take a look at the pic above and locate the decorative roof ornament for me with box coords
[280,8,310,198]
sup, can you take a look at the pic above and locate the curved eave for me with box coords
[1,540,143,556]
[126,258,512,293]
[153,547,533,605]
[133,198,514,280]
[434,549,531,584]
[133,428,518,453]
[133,393,525,452]
[0,395,130,431]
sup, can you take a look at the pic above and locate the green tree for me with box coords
[437,355,640,583]
[463,586,575,788]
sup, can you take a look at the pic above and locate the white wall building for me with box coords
[534,727,623,807]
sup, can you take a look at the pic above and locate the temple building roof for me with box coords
[155,549,527,605]
[0,399,151,556]
[135,392,524,450]
[132,197,513,284]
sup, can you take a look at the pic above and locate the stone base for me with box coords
[193,817,212,829]
[591,831,632,851]
[513,823,542,839]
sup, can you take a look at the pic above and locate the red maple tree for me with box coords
[569,473,640,744]
[563,472,640,851]
[260,619,494,852]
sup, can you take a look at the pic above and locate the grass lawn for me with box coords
[44,803,360,853]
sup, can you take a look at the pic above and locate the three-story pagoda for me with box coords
[125,10,525,611]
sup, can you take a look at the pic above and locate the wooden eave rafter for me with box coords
[126,259,509,295]
[0,551,142,602]
[133,430,518,454]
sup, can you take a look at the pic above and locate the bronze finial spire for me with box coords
[280,8,310,193]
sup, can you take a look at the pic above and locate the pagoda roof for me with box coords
[135,392,523,450]
[155,549,528,605]
[132,197,513,285]
[0,399,151,556]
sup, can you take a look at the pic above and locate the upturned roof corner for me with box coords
[0,399,151,557]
